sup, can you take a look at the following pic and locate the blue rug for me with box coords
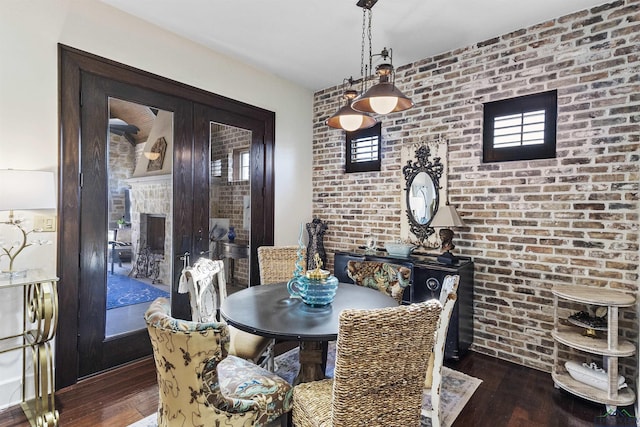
[107,274,170,310]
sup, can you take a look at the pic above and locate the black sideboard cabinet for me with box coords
[334,249,474,360]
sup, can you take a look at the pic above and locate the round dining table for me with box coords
[220,281,398,383]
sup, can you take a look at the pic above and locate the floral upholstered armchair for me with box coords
[144,298,292,427]
[346,260,411,303]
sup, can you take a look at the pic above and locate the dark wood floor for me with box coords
[0,349,635,427]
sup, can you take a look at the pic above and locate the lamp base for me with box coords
[437,251,459,265]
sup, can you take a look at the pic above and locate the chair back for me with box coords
[178,257,226,322]
[423,274,460,427]
[144,298,232,426]
[332,300,442,426]
[346,260,411,303]
[257,245,305,285]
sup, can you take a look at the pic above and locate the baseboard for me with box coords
[0,375,23,411]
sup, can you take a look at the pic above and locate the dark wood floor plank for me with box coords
[0,350,635,427]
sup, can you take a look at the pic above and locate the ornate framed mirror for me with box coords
[402,144,444,244]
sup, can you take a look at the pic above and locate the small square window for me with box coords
[345,122,381,173]
[239,150,250,181]
[211,159,222,177]
[228,149,250,182]
[483,90,557,163]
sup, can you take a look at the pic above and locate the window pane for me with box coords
[240,151,250,181]
[523,111,545,124]
[493,109,546,149]
[211,159,222,177]
[351,136,378,163]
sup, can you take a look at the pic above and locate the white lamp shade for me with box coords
[351,82,414,114]
[368,96,398,115]
[326,104,377,131]
[430,204,465,228]
[0,170,56,211]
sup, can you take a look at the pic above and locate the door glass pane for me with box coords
[209,122,251,293]
[106,98,173,338]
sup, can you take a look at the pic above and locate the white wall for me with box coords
[0,0,313,409]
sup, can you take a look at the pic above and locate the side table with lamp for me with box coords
[0,169,59,427]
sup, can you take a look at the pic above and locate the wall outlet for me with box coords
[33,215,56,232]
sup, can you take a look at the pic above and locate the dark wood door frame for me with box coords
[58,45,275,389]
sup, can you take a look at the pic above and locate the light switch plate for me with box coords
[34,215,56,232]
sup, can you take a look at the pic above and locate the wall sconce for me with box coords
[0,169,56,276]
[143,151,161,161]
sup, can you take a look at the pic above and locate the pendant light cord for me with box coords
[360,8,373,93]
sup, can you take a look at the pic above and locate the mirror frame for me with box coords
[402,144,444,244]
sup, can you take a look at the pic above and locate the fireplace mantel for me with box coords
[126,174,171,185]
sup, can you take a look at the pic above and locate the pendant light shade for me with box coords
[326,84,377,131]
[326,103,377,131]
[351,61,414,114]
[351,82,414,114]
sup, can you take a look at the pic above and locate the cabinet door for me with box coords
[413,266,460,359]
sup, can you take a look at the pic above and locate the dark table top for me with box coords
[220,282,397,341]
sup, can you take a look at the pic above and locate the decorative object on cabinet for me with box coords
[334,249,473,360]
[384,241,416,258]
[306,217,328,271]
[0,270,59,427]
[402,143,444,246]
[227,225,236,241]
[364,233,378,254]
[552,285,635,412]
[429,139,466,264]
[0,170,56,277]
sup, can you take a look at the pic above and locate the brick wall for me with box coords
[312,0,639,378]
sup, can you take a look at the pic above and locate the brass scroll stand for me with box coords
[0,270,59,427]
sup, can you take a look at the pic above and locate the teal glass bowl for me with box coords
[287,274,339,307]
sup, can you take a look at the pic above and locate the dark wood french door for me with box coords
[57,45,275,388]
[76,72,192,377]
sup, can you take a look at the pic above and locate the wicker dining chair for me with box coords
[144,298,292,427]
[292,300,442,427]
[257,245,306,285]
[346,260,411,303]
[423,274,460,427]
[178,257,275,371]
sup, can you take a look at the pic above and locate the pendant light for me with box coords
[351,1,414,115]
[326,0,413,130]
[326,78,377,131]
[351,48,414,114]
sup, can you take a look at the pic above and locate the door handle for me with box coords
[178,251,190,269]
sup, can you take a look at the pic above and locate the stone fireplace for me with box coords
[127,175,172,285]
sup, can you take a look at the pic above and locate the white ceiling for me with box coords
[99,0,607,91]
